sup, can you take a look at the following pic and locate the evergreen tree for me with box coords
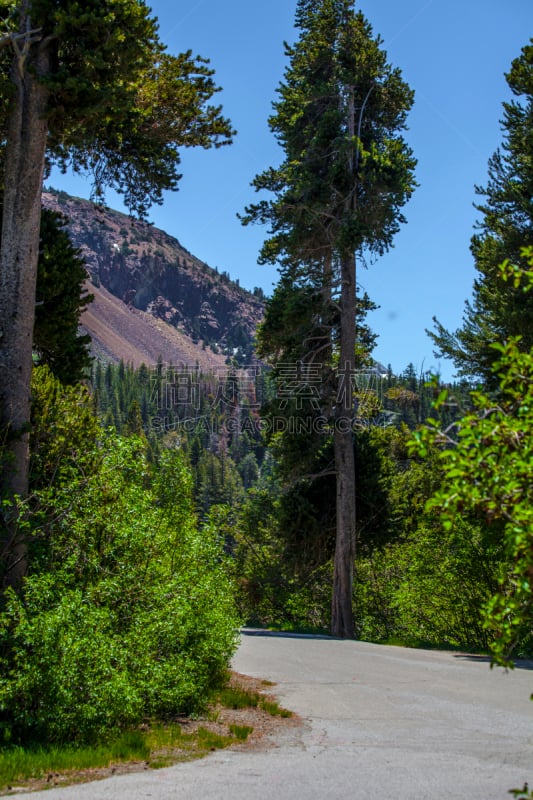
[33,209,93,384]
[0,204,93,385]
[125,400,144,437]
[0,0,234,586]
[196,450,244,518]
[243,0,416,636]
[429,40,533,383]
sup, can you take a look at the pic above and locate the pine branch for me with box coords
[0,28,43,77]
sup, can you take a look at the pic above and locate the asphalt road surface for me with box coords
[24,631,533,800]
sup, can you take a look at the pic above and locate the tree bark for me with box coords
[331,250,357,638]
[0,10,49,588]
[331,83,357,639]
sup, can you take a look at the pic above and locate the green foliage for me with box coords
[259,700,292,718]
[388,520,500,649]
[0,0,234,222]
[215,685,260,710]
[0,366,101,586]
[0,0,236,590]
[33,209,93,384]
[247,0,414,437]
[0,0,234,215]
[235,405,508,650]
[233,481,333,631]
[413,253,533,665]
[228,724,253,741]
[90,359,264,516]
[243,1,416,266]
[251,294,382,598]
[352,545,401,642]
[0,711,260,790]
[510,784,533,800]
[352,423,503,649]
[246,0,416,400]
[0,732,149,789]
[0,371,240,746]
[233,487,291,626]
[196,450,244,518]
[0,583,144,743]
[29,366,101,492]
[0,204,93,386]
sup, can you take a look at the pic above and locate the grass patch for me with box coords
[217,685,258,710]
[0,677,291,793]
[0,730,150,790]
[196,727,233,750]
[259,699,292,718]
[0,719,253,792]
[215,685,291,718]
[228,724,253,741]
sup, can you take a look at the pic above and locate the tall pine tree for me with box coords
[243,0,416,637]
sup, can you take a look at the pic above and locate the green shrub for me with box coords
[353,545,402,642]
[0,396,239,744]
[391,519,502,650]
[0,584,143,743]
[354,518,503,650]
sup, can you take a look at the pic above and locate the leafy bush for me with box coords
[394,520,501,649]
[0,583,143,743]
[354,517,503,650]
[411,251,533,664]
[0,373,239,745]
[353,545,402,642]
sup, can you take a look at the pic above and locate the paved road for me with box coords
[24,631,533,800]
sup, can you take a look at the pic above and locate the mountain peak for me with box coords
[42,189,264,370]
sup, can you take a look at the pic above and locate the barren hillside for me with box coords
[42,189,264,369]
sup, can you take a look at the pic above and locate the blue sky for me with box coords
[51,0,533,380]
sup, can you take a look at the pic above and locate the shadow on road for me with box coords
[453,653,533,671]
[241,628,339,641]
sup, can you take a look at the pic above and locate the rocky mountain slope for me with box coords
[42,189,264,369]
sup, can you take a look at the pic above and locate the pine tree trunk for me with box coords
[0,17,50,588]
[331,82,357,639]
[331,251,356,638]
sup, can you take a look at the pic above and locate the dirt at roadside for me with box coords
[2,672,301,796]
